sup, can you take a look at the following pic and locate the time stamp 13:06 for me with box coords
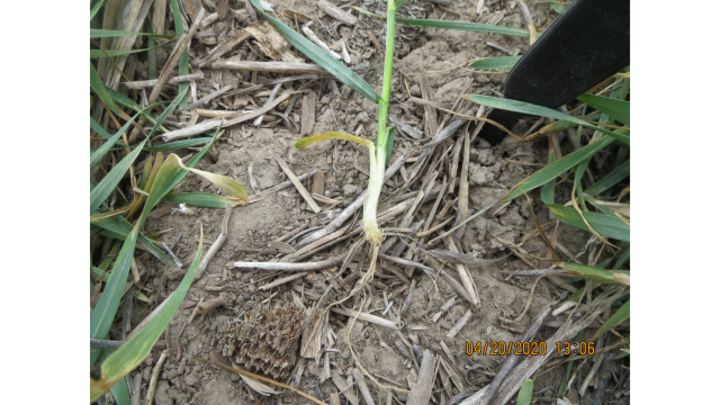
[466,341,595,356]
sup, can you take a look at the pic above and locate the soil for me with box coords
[107,1,626,405]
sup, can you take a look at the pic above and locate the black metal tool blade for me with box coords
[479,0,630,145]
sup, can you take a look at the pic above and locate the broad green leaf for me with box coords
[90,41,169,59]
[90,28,174,39]
[558,262,630,285]
[91,231,204,402]
[295,132,372,149]
[385,127,396,167]
[163,192,236,208]
[249,0,380,103]
[594,300,629,338]
[503,136,614,201]
[548,203,629,242]
[90,112,141,168]
[90,137,148,213]
[517,379,534,405]
[469,55,522,70]
[585,159,629,197]
[578,93,630,126]
[91,62,120,115]
[396,18,530,37]
[169,0,190,109]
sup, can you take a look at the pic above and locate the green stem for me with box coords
[362,0,396,245]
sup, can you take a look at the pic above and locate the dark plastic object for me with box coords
[479,0,630,145]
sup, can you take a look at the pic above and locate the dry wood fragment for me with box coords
[407,97,442,109]
[197,205,232,279]
[249,169,318,203]
[145,350,170,405]
[193,30,251,67]
[123,73,204,90]
[457,128,470,237]
[406,350,436,405]
[275,157,322,213]
[152,0,167,36]
[295,154,408,248]
[183,84,233,111]
[259,272,307,290]
[331,307,401,330]
[301,93,317,135]
[318,0,358,25]
[352,368,376,405]
[211,60,332,75]
[444,237,480,306]
[427,257,474,305]
[301,25,342,60]
[420,71,438,137]
[200,11,218,28]
[197,293,233,314]
[283,9,312,24]
[217,0,228,19]
[234,255,345,271]
[331,370,361,405]
[446,309,473,339]
[246,20,304,63]
[162,92,291,141]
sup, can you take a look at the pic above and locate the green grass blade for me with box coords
[517,379,534,405]
[396,18,530,37]
[90,227,139,349]
[585,159,629,197]
[558,262,630,285]
[169,0,190,109]
[541,112,602,134]
[613,242,630,270]
[92,216,178,268]
[594,300,629,338]
[90,41,170,59]
[90,0,109,21]
[90,112,142,168]
[163,192,235,208]
[149,88,189,137]
[90,28,174,39]
[295,132,372,149]
[469,55,522,70]
[385,127,396,167]
[540,150,556,204]
[503,136,614,201]
[91,232,204,402]
[469,94,629,145]
[97,349,131,405]
[141,137,214,152]
[91,116,113,139]
[106,87,168,131]
[468,94,586,126]
[394,0,408,8]
[547,203,630,242]
[577,93,630,126]
[91,62,121,116]
[249,0,380,103]
[90,137,148,213]
[159,129,222,197]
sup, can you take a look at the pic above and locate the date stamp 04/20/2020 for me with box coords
[465,341,596,356]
